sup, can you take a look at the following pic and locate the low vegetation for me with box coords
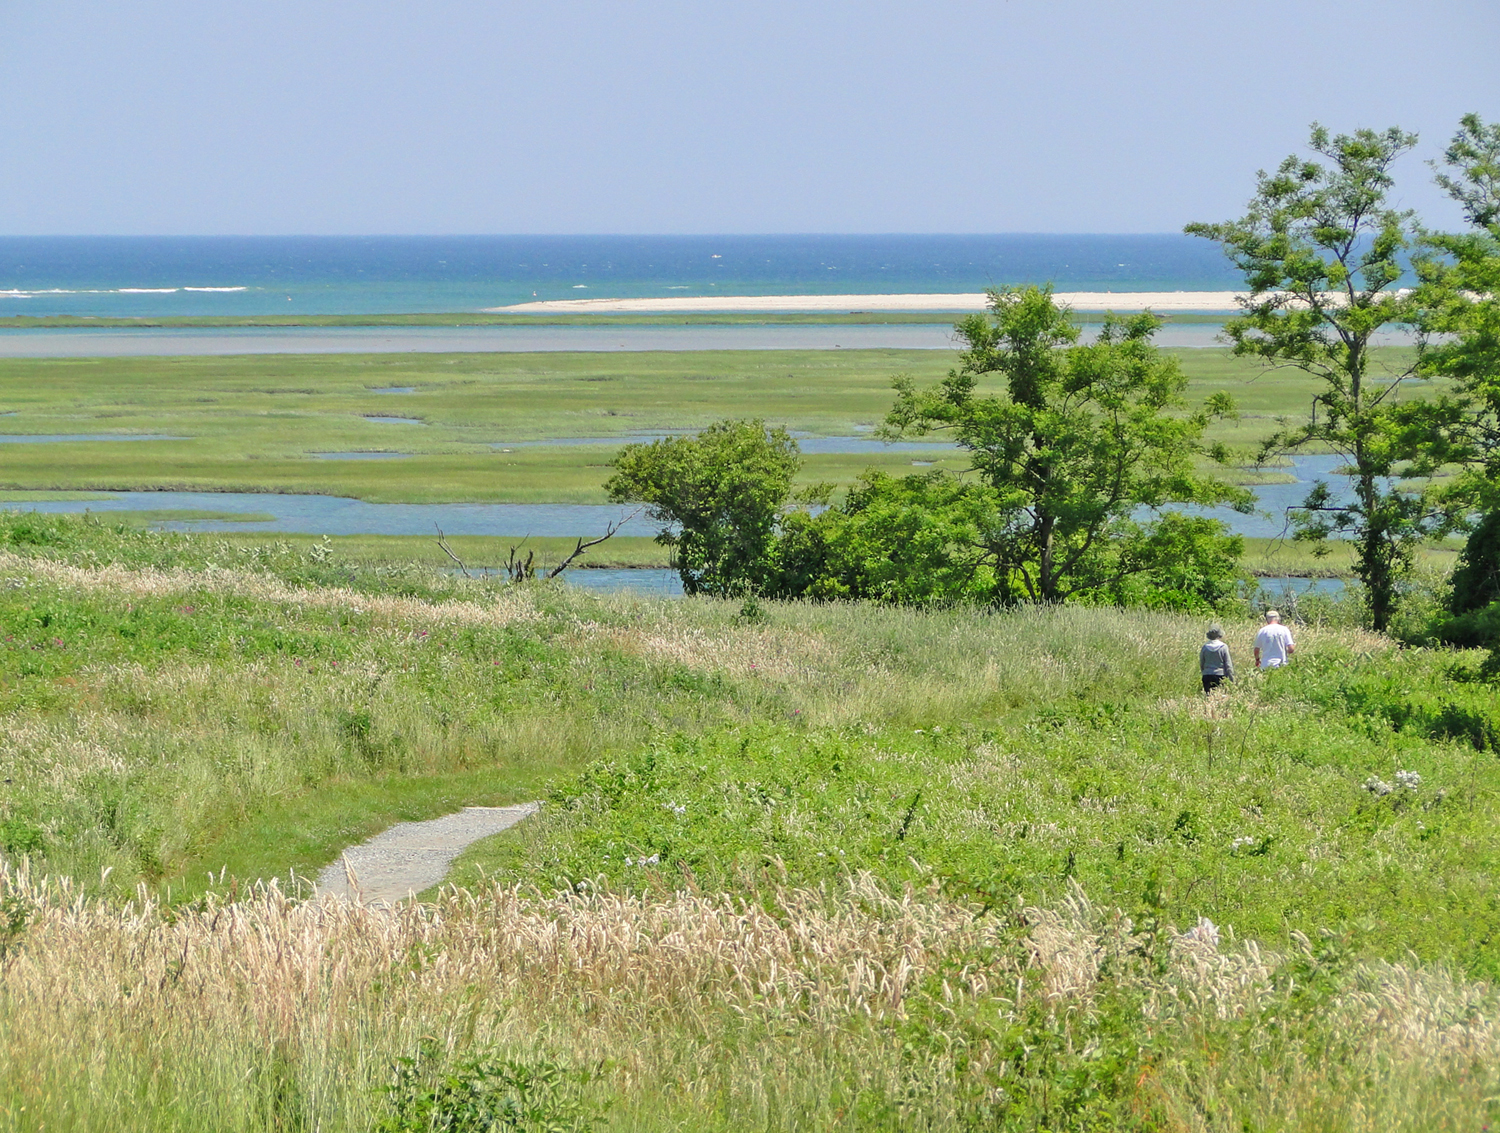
[0,513,1496,1128]
[4,118,1500,1122]
[0,343,1435,502]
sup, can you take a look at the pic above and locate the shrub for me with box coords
[606,420,801,598]
[380,1044,601,1133]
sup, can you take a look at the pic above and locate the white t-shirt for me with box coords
[1255,623,1295,669]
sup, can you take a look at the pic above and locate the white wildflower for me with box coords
[1395,769,1422,791]
[1231,836,1257,852]
[1364,776,1394,797]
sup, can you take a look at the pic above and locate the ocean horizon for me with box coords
[0,234,1244,318]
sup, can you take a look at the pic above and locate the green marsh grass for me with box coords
[0,347,1442,502]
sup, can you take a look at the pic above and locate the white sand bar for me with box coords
[492,291,1247,315]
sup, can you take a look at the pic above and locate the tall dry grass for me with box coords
[0,865,1492,1131]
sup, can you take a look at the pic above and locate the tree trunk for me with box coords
[1037,513,1057,603]
[1356,469,1395,633]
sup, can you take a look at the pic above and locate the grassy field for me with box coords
[0,513,1496,1129]
[211,531,676,569]
[0,346,1432,504]
[1240,535,1462,579]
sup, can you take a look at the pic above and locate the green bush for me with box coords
[380,1044,602,1133]
[777,470,998,603]
[606,420,800,598]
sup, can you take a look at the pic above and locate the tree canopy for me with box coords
[1187,125,1443,632]
[882,285,1246,604]
[1415,114,1500,516]
[606,420,800,598]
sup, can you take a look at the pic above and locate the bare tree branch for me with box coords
[434,525,471,578]
[545,508,641,579]
[505,538,535,583]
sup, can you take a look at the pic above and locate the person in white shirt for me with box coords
[1254,610,1295,669]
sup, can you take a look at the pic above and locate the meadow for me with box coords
[0,329,1478,1129]
[0,512,1497,1129]
[0,345,1429,503]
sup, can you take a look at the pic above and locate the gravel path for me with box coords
[316,803,538,905]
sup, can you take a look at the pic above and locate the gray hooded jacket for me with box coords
[1200,639,1234,678]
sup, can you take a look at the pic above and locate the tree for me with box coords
[1187,124,1445,633]
[777,470,1000,603]
[605,420,800,597]
[882,285,1246,604]
[1415,115,1500,590]
[1411,114,1500,659]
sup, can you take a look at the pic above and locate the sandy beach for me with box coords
[491,291,1247,315]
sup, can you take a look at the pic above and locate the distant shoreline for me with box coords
[493,291,1247,315]
[0,308,1235,330]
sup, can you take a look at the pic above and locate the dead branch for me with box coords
[546,508,641,579]
[505,543,536,583]
[434,525,471,578]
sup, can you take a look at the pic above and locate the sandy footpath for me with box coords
[317,803,538,905]
[491,291,1246,315]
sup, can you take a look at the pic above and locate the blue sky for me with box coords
[1,0,1495,235]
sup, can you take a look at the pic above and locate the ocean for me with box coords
[0,235,1243,318]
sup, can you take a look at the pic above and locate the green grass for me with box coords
[103,508,278,525]
[1241,535,1463,578]
[209,531,675,569]
[0,511,1490,971]
[445,613,1500,976]
[0,345,1441,505]
[1,512,1498,1130]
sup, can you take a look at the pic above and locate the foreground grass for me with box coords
[0,513,1493,954]
[3,870,1496,1133]
[1,513,1497,1128]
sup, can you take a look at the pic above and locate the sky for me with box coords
[1,0,1496,235]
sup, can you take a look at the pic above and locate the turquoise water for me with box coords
[0,235,1243,318]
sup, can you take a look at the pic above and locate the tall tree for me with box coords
[883,285,1245,604]
[1414,114,1500,616]
[1187,124,1440,632]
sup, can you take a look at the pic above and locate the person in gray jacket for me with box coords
[1199,626,1234,693]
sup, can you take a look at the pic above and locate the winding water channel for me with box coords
[0,455,1351,539]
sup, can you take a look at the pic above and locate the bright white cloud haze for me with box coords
[1,0,1495,234]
